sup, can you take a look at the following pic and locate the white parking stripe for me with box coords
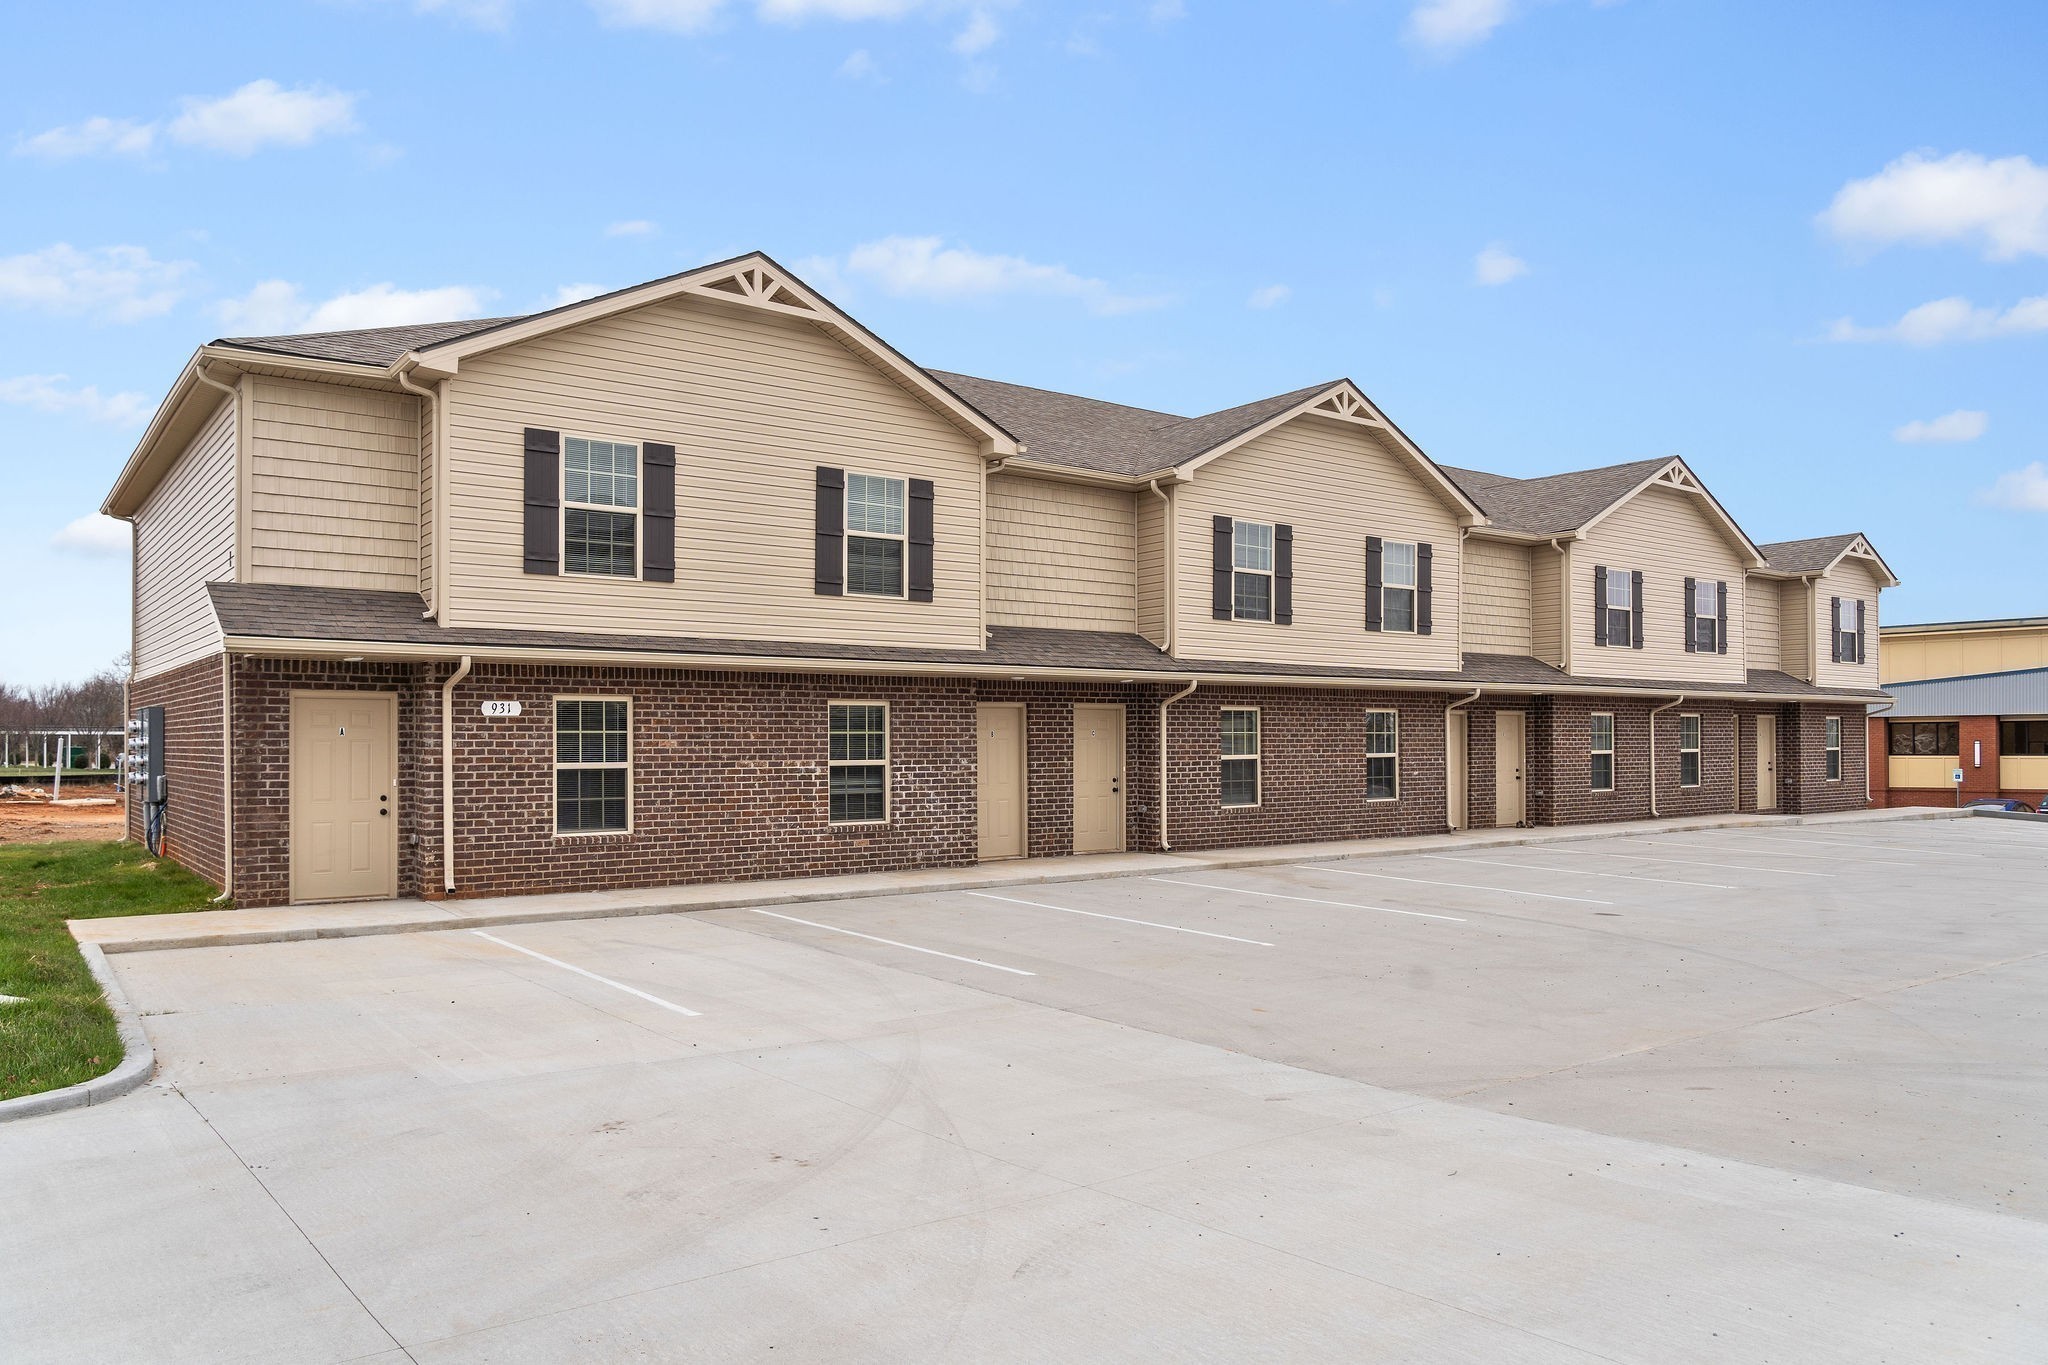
[747,909,1037,975]
[1732,833,1975,858]
[1295,864,1613,905]
[471,930,702,1017]
[1643,836,1924,868]
[1571,848,1835,878]
[966,891,1274,945]
[1150,877,1466,922]
[1423,855,1731,890]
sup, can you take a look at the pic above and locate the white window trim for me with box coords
[1603,570,1635,648]
[1220,706,1261,809]
[1381,539,1419,634]
[1692,580,1720,653]
[560,433,642,581]
[1232,519,1276,623]
[828,699,892,824]
[844,472,909,601]
[1825,715,1843,782]
[1678,713,1702,788]
[1834,598,1860,664]
[552,693,634,837]
[1590,712,1616,792]
[1365,708,1400,802]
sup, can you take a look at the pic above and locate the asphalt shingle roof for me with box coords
[216,317,520,366]
[1756,534,1863,574]
[1440,458,1673,535]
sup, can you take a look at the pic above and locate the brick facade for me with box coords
[125,654,227,889]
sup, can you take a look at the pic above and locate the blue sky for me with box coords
[4,0,2045,686]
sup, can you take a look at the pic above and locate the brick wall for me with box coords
[1778,704,1870,814]
[972,680,1168,857]
[126,654,226,889]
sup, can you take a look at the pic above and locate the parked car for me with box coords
[1963,797,2036,813]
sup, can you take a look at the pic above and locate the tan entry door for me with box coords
[1447,711,1469,831]
[291,691,397,903]
[1494,711,1527,828]
[1756,714,1778,811]
[1072,703,1126,854]
[977,703,1027,860]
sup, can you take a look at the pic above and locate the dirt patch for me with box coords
[0,796,128,845]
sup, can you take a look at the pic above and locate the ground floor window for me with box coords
[1220,707,1260,806]
[1366,710,1398,800]
[2002,719,2048,756]
[829,702,889,823]
[1590,713,1615,791]
[1889,721,1958,755]
[1678,714,1702,788]
[555,697,630,833]
[1825,715,1842,781]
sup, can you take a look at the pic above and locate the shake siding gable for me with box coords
[1172,416,1462,668]
[1462,538,1533,654]
[1136,489,1167,646]
[986,473,1137,631]
[440,295,985,649]
[1813,558,1884,690]
[1744,574,1782,672]
[134,394,236,680]
[1530,541,1564,667]
[420,388,436,606]
[1780,579,1813,679]
[246,375,421,592]
[1571,485,1745,683]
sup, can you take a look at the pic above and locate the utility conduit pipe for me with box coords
[443,655,472,892]
[1648,694,1686,817]
[1158,679,1199,849]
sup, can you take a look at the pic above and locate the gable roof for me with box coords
[1757,532,1899,585]
[1441,458,1672,535]
[218,317,520,366]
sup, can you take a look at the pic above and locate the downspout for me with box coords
[1147,478,1174,654]
[193,364,239,904]
[1445,688,1482,831]
[395,364,438,620]
[442,655,472,893]
[1158,678,1198,849]
[1549,537,1572,672]
[1648,694,1686,817]
[1865,697,1895,807]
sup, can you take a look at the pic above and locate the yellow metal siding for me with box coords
[247,375,421,592]
[1569,485,1747,684]
[1744,573,1782,673]
[1136,486,1167,646]
[1881,627,2048,684]
[1889,755,1958,789]
[1812,559,1884,691]
[1462,538,1532,655]
[986,474,1136,631]
[134,395,236,680]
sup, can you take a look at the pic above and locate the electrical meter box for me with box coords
[136,705,165,804]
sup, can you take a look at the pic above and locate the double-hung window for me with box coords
[555,697,630,833]
[1220,708,1260,807]
[1692,580,1719,653]
[1678,714,1702,788]
[1834,599,1860,663]
[1365,710,1399,800]
[1232,521,1275,621]
[829,703,889,823]
[1382,541,1418,633]
[563,437,639,578]
[1590,713,1615,792]
[1825,716,1842,781]
[846,474,907,597]
[1603,572,1634,646]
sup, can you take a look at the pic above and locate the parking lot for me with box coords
[6,818,2046,1362]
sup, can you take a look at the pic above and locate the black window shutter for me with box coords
[814,467,845,596]
[1716,581,1729,655]
[1211,516,1233,620]
[1683,575,1697,654]
[1592,565,1609,646]
[1854,599,1866,663]
[1364,535,1384,632]
[1830,595,1842,662]
[908,478,935,603]
[1273,524,1293,625]
[641,442,676,583]
[1630,570,1645,649]
[522,427,560,575]
[1417,542,1434,635]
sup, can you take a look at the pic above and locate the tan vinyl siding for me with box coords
[986,474,1136,631]
[1780,579,1813,680]
[1173,416,1462,669]
[1462,537,1532,655]
[443,295,984,648]
[246,375,420,592]
[419,387,436,608]
[1744,573,1782,673]
[133,395,235,680]
[1136,485,1167,646]
[1570,485,1747,684]
[1531,541,1563,667]
[1814,558,1884,690]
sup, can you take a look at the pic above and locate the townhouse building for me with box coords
[104,252,1894,907]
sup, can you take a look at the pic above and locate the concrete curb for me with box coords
[81,806,1971,956]
[0,943,157,1124]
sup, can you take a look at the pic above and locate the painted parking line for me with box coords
[1149,876,1466,923]
[1422,855,1732,890]
[470,930,702,1017]
[965,891,1274,946]
[1731,832,1977,858]
[1294,864,1613,906]
[747,909,1037,976]
[1570,847,1835,878]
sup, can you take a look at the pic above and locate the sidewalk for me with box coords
[73,806,1969,955]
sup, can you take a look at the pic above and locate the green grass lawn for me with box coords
[0,841,221,1102]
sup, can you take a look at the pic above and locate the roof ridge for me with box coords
[927,370,1191,426]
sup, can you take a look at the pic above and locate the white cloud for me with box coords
[605,218,658,237]
[590,0,729,29]
[838,48,881,78]
[1980,462,2048,513]
[1407,0,1513,55]
[216,280,492,334]
[1247,284,1291,309]
[951,8,999,54]
[1893,409,1988,444]
[166,81,358,156]
[0,374,151,426]
[826,236,1170,315]
[1474,244,1528,285]
[1827,293,2048,345]
[13,116,156,160]
[52,514,131,558]
[757,0,926,18]
[1821,151,2048,262]
[546,283,609,308]
[1149,0,1186,21]
[0,243,190,322]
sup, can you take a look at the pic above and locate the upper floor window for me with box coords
[1233,521,1274,622]
[1678,714,1702,788]
[1590,713,1615,791]
[1834,598,1860,663]
[1825,716,1843,781]
[1890,721,1958,756]
[1382,541,1418,633]
[1603,570,1634,646]
[564,437,639,578]
[846,474,907,597]
[1691,580,1719,653]
[1220,708,1260,807]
